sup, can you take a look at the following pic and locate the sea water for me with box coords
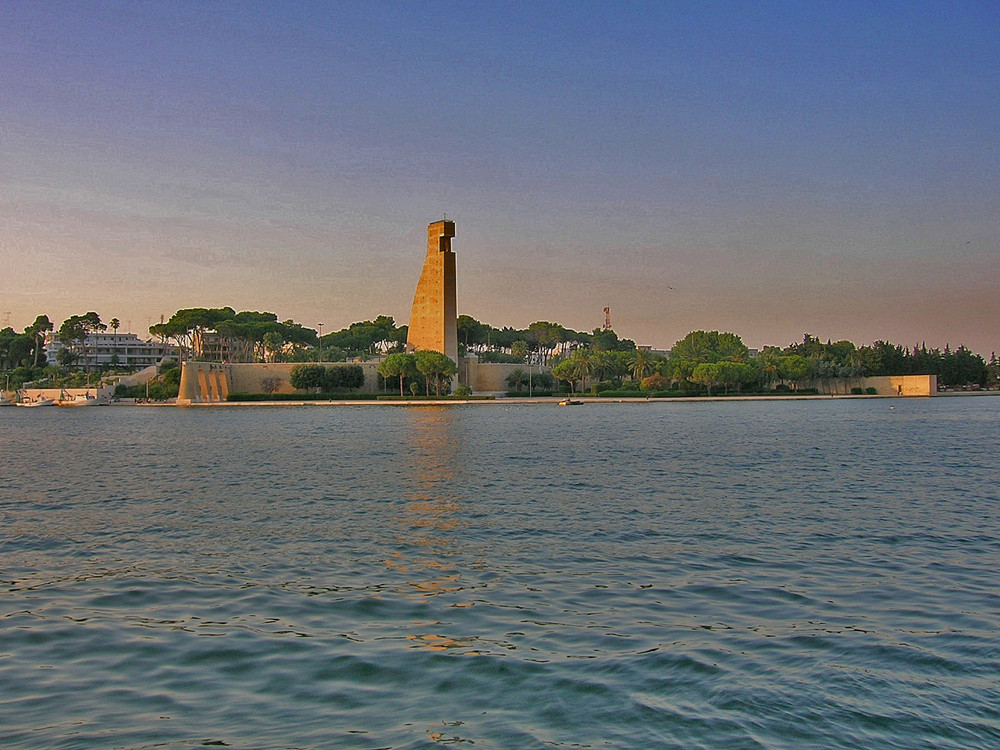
[1,397,998,749]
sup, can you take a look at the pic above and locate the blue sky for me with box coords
[2,1,997,353]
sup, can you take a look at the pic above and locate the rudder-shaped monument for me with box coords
[406,220,457,366]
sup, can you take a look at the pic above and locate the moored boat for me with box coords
[16,397,55,407]
[56,392,103,406]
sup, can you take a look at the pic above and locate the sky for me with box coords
[1,1,998,354]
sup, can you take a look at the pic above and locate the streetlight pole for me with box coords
[317,323,324,361]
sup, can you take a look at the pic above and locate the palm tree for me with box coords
[611,351,632,383]
[630,348,651,382]
[109,318,120,368]
[665,358,694,389]
[755,350,781,390]
[590,351,615,383]
[570,350,593,392]
[505,368,528,392]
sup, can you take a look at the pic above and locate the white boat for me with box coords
[16,397,55,407]
[56,392,103,407]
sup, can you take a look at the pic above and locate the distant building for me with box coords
[45,332,170,370]
[197,332,231,362]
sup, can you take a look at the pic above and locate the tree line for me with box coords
[540,331,996,394]
[377,351,458,396]
[3,306,997,393]
[149,307,316,362]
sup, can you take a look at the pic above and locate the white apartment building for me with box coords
[45,332,171,370]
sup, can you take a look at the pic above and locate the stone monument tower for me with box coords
[406,219,457,365]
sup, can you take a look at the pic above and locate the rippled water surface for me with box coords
[2,397,999,749]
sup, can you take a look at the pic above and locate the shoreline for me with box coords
[126,391,1000,407]
[6,391,993,409]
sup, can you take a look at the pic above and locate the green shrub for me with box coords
[533,372,555,390]
[598,389,683,398]
[865,387,878,395]
[375,394,494,401]
[290,364,365,391]
[162,368,182,388]
[227,392,381,402]
[146,380,177,400]
[851,387,864,395]
[289,364,324,390]
[114,383,143,398]
[640,374,666,392]
[589,380,617,394]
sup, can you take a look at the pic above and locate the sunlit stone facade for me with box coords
[406,219,458,365]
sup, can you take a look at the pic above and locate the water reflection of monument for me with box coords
[388,408,466,597]
[387,408,484,653]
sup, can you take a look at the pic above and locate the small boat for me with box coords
[558,398,583,406]
[16,397,55,407]
[56,392,102,407]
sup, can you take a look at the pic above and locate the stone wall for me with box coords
[177,362,382,403]
[178,361,936,400]
[807,374,937,396]
[178,357,552,401]
[868,374,937,396]
[460,356,551,393]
